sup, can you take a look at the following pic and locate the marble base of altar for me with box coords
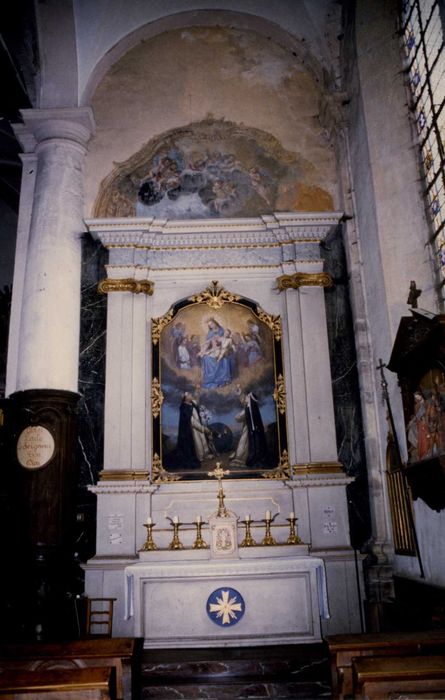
[124,555,327,648]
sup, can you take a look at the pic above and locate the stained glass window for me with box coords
[401,1,445,288]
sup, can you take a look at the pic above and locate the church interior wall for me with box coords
[341,0,443,589]
[1,0,444,642]
[85,25,338,219]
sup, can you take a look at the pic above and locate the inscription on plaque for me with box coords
[17,426,55,469]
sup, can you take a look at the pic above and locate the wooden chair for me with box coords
[85,598,117,637]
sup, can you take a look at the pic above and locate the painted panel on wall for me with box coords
[151,282,288,481]
[94,120,334,219]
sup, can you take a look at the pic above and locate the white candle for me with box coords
[173,515,179,524]
[146,516,152,525]
[196,515,202,524]
[245,514,251,522]
[290,511,295,519]
[266,510,271,520]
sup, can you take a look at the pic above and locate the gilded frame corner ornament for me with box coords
[262,449,291,480]
[256,308,282,341]
[276,272,333,292]
[188,280,241,309]
[152,309,175,346]
[98,278,154,295]
[150,281,289,482]
[151,453,181,483]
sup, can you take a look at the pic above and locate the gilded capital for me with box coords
[98,278,154,295]
[276,272,333,291]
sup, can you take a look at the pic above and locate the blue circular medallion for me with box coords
[206,587,245,626]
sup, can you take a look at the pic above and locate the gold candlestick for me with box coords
[240,518,256,547]
[140,522,158,551]
[192,520,208,549]
[287,516,302,544]
[261,518,277,546]
[168,519,184,550]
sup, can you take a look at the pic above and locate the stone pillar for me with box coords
[3,108,95,640]
[11,108,95,393]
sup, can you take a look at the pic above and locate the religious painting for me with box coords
[406,369,445,463]
[151,282,288,481]
[94,119,334,219]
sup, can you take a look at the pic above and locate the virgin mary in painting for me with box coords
[154,291,284,479]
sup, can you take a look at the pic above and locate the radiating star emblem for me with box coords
[206,588,245,626]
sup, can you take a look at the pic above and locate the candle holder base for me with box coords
[139,523,158,551]
[192,522,209,549]
[240,520,256,547]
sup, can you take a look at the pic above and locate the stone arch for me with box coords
[81,8,333,107]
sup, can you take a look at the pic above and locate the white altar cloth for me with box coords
[124,555,328,648]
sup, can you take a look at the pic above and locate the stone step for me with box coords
[140,643,332,698]
[141,679,332,699]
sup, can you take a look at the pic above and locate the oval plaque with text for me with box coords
[17,426,55,470]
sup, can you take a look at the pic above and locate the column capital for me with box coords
[15,107,96,149]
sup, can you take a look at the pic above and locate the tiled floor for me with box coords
[140,643,333,699]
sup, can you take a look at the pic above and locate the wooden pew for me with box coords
[352,654,445,699]
[0,666,116,699]
[0,638,141,700]
[325,630,445,699]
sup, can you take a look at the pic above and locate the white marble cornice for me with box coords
[88,483,158,495]
[289,475,355,488]
[85,212,343,252]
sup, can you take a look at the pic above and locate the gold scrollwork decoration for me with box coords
[273,374,286,415]
[151,453,181,483]
[256,307,282,341]
[188,280,240,309]
[151,378,164,419]
[276,272,333,292]
[152,310,175,345]
[262,449,291,480]
[98,278,154,295]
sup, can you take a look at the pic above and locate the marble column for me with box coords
[4,108,95,640]
[11,108,95,393]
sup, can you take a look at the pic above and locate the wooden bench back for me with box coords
[0,666,116,699]
[325,631,445,699]
[353,654,445,699]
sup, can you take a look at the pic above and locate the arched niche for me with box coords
[80,7,339,106]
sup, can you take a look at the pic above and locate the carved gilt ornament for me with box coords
[188,280,240,309]
[98,278,154,295]
[276,272,333,291]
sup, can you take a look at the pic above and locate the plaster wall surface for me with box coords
[72,0,341,103]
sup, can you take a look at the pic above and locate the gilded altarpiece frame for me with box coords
[151,282,288,481]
